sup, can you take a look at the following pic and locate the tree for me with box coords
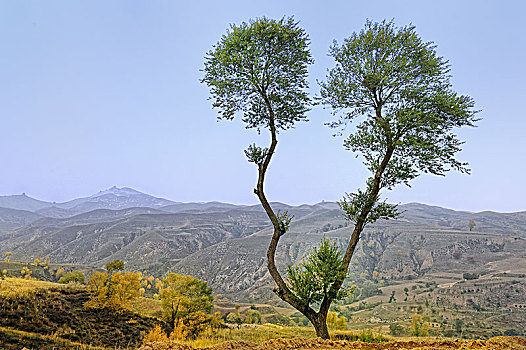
[106,272,141,309]
[171,311,212,340]
[410,314,429,336]
[455,319,464,335]
[55,267,65,279]
[360,280,380,298]
[389,290,396,303]
[244,309,262,324]
[105,259,125,300]
[226,312,243,326]
[21,266,32,279]
[142,325,169,346]
[58,270,85,284]
[463,272,479,280]
[468,219,476,231]
[4,252,12,262]
[42,256,50,269]
[106,259,124,276]
[202,16,330,336]
[316,20,478,338]
[85,270,141,310]
[88,271,108,296]
[389,323,403,336]
[159,273,213,333]
[335,315,347,330]
[326,311,338,330]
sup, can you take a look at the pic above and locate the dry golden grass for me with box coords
[0,326,108,349]
[173,324,389,348]
[0,277,64,297]
[140,335,526,350]
[0,276,87,298]
[131,295,163,317]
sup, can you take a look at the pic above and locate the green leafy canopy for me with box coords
[202,16,313,133]
[320,20,479,189]
[320,20,479,225]
[106,259,124,275]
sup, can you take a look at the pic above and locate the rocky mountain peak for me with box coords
[91,186,144,198]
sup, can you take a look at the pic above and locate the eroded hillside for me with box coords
[1,198,525,337]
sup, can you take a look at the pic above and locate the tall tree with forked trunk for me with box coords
[203,18,478,339]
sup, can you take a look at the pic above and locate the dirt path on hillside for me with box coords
[140,336,526,350]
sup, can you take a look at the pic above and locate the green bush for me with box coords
[334,329,387,343]
[244,309,261,324]
[389,323,403,336]
[58,270,85,284]
[225,312,243,325]
[463,272,479,280]
[264,313,291,326]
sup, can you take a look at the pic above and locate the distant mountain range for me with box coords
[0,187,525,302]
[0,187,177,216]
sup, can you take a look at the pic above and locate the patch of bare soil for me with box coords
[140,336,526,350]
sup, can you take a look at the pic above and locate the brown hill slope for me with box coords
[1,202,525,300]
[0,286,156,349]
[1,209,270,274]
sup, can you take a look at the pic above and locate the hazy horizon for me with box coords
[2,1,525,212]
[1,185,523,214]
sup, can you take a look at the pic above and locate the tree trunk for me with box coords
[171,301,175,331]
[255,98,340,340]
[173,300,180,330]
[328,145,395,300]
[311,310,330,339]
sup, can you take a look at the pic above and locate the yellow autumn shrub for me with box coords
[142,325,168,345]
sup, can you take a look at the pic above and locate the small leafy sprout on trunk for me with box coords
[276,210,294,235]
[244,144,269,165]
[338,182,401,225]
[287,237,350,307]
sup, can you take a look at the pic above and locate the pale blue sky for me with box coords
[1,1,525,212]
